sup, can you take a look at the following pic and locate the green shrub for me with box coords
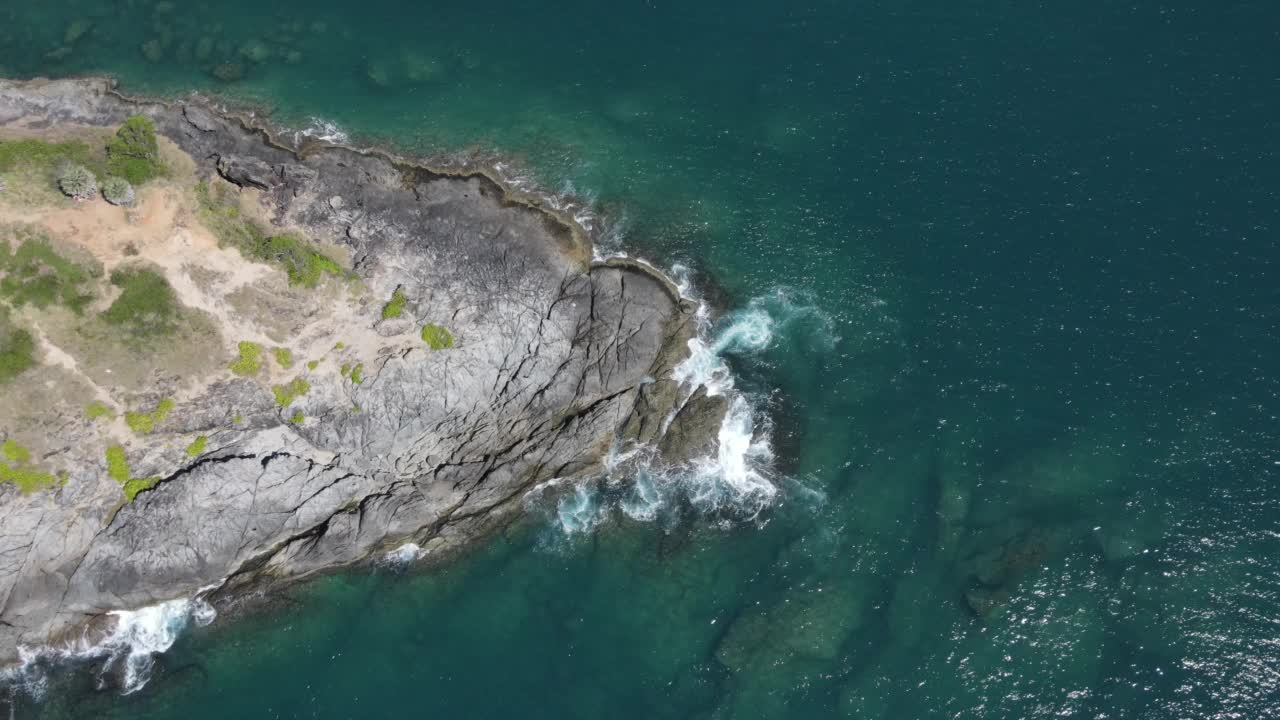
[272,377,310,406]
[100,176,136,206]
[229,341,263,376]
[381,287,408,319]
[306,360,319,371]
[105,115,164,185]
[124,397,174,434]
[194,181,342,288]
[0,228,98,312]
[421,324,454,350]
[289,410,304,424]
[101,266,178,337]
[56,163,98,200]
[349,363,364,384]
[185,435,208,457]
[105,445,130,483]
[85,401,115,421]
[0,320,35,384]
[340,362,350,377]
[273,347,294,369]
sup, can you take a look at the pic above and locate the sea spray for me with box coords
[537,283,833,537]
[381,542,424,569]
[5,590,219,698]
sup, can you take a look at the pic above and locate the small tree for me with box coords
[106,115,164,185]
[56,163,97,200]
[101,176,135,206]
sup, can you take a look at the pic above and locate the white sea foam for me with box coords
[539,282,835,537]
[293,117,349,145]
[5,589,220,698]
[382,542,424,567]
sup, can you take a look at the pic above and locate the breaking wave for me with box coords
[293,116,349,145]
[3,592,217,699]
[544,281,835,536]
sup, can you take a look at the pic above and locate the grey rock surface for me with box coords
[0,77,721,665]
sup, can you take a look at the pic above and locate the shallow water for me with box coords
[3,0,1279,718]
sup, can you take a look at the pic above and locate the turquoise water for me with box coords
[4,0,1280,717]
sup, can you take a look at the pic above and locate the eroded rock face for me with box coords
[0,77,720,664]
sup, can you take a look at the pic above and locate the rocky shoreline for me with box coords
[0,77,725,672]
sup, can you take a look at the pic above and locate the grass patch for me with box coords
[122,476,160,501]
[105,115,165,185]
[0,309,35,384]
[85,401,115,421]
[272,377,310,407]
[105,445,129,483]
[229,341,263,376]
[0,138,100,174]
[2,439,30,464]
[195,181,344,288]
[273,347,294,369]
[289,410,304,424]
[421,324,454,350]
[381,287,408,320]
[106,444,160,501]
[124,397,174,434]
[0,225,99,312]
[349,363,364,385]
[306,360,319,371]
[101,266,178,338]
[185,435,208,457]
[0,446,59,493]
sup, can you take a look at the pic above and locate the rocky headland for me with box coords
[0,77,725,670]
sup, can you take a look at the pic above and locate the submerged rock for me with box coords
[657,386,728,464]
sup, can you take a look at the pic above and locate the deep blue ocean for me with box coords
[2,0,1278,717]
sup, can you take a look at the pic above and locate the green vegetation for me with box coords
[56,163,98,200]
[125,397,174,434]
[105,115,165,185]
[0,440,58,494]
[2,439,30,464]
[101,266,179,338]
[105,445,130,483]
[349,363,364,384]
[272,377,310,407]
[122,476,160,502]
[0,226,98,312]
[185,435,208,457]
[340,362,350,377]
[421,323,455,350]
[232,413,243,424]
[381,287,408,319]
[0,138,98,174]
[229,341,263,376]
[273,347,294,369]
[100,176,136,206]
[289,410,304,424]
[106,444,160,501]
[195,181,344,288]
[334,342,345,350]
[306,360,319,371]
[86,401,115,421]
[0,313,35,384]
